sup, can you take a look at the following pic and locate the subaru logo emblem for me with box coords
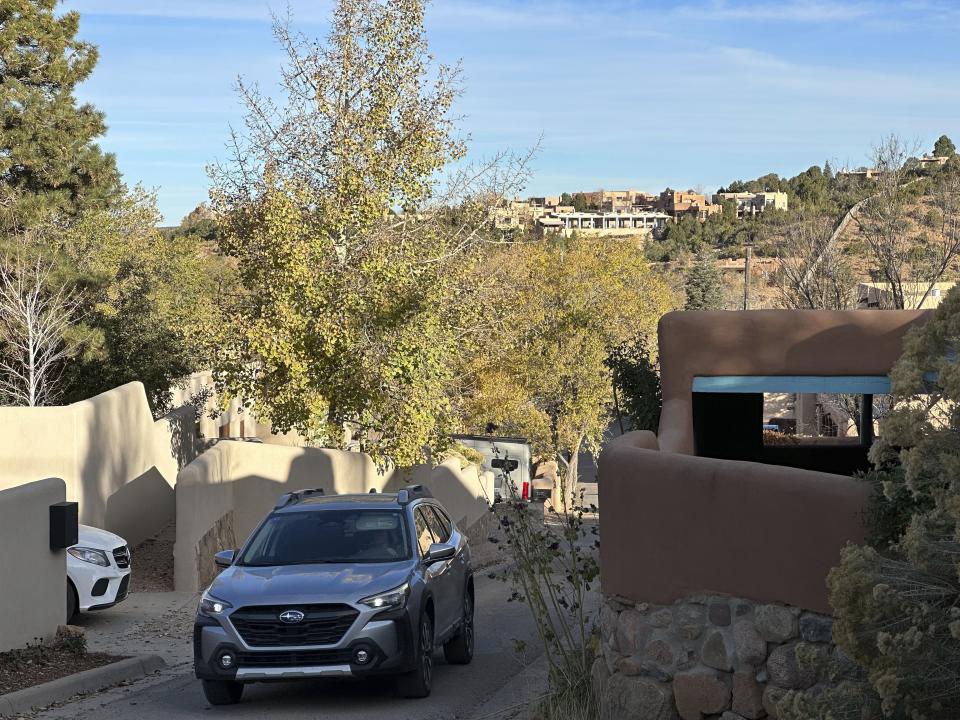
[279,609,305,624]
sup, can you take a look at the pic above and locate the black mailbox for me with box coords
[50,501,78,550]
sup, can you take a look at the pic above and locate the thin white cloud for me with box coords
[430,0,674,39]
[66,0,332,23]
[676,0,876,22]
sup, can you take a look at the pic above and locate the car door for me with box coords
[419,504,459,637]
[430,505,467,576]
[414,506,448,632]
[429,504,468,624]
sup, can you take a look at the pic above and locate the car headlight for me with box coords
[359,582,410,610]
[198,592,233,617]
[67,547,110,567]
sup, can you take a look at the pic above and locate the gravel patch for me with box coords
[122,602,197,647]
[129,524,175,593]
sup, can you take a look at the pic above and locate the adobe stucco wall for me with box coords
[0,479,66,652]
[656,309,929,453]
[175,442,494,592]
[599,432,869,614]
[0,382,196,545]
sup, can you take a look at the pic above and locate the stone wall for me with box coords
[594,593,860,720]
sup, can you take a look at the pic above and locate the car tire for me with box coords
[397,611,433,698]
[67,581,79,623]
[443,590,474,665]
[202,679,244,705]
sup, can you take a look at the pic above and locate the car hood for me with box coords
[75,524,125,551]
[208,562,415,607]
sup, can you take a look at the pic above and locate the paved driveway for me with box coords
[35,507,600,720]
[35,565,546,720]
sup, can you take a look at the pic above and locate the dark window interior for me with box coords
[692,392,872,476]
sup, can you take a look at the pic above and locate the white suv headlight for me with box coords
[198,592,233,617]
[67,547,110,566]
[359,582,410,610]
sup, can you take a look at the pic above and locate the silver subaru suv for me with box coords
[193,485,475,705]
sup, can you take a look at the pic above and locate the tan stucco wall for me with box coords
[657,309,930,454]
[174,442,494,592]
[0,478,66,651]
[598,432,870,613]
[0,383,196,545]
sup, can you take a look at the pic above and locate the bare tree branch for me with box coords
[0,250,84,406]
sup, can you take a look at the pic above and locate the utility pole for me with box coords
[743,243,752,310]
[727,223,756,311]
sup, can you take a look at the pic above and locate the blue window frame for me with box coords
[691,376,891,395]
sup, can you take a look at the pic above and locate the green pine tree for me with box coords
[684,250,726,310]
[0,0,120,226]
[933,134,956,158]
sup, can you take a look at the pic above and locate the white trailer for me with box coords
[451,434,533,502]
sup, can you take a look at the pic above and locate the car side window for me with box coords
[433,506,453,535]
[414,507,435,556]
[424,505,451,543]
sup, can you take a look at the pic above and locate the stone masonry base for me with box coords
[593,593,860,720]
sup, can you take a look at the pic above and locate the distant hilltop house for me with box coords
[838,154,948,179]
[656,189,721,221]
[490,185,730,236]
[713,190,788,218]
[857,281,955,310]
[535,210,671,238]
[837,166,885,179]
[578,189,660,213]
[527,195,562,208]
[490,192,671,237]
[917,153,950,170]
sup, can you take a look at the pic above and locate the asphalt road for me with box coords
[36,560,544,720]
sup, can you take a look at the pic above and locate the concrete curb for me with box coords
[0,654,166,717]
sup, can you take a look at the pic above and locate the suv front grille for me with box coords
[235,648,354,667]
[112,546,130,568]
[230,605,359,647]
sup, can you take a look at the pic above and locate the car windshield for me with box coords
[236,509,410,566]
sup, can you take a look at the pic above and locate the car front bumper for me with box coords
[71,565,131,612]
[194,607,416,682]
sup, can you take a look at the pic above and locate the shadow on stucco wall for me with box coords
[105,467,175,547]
[77,384,195,545]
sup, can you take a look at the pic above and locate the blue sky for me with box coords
[64,0,960,224]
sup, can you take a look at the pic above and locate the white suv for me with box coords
[67,525,132,621]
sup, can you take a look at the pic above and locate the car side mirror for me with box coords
[424,542,455,564]
[214,549,235,569]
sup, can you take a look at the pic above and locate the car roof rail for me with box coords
[274,488,325,509]
[397,484,432,505]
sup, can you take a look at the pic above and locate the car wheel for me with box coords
[202,679,244,705]
[67,581,79,623]
[443,590,474,665]
[398,611,433,698]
